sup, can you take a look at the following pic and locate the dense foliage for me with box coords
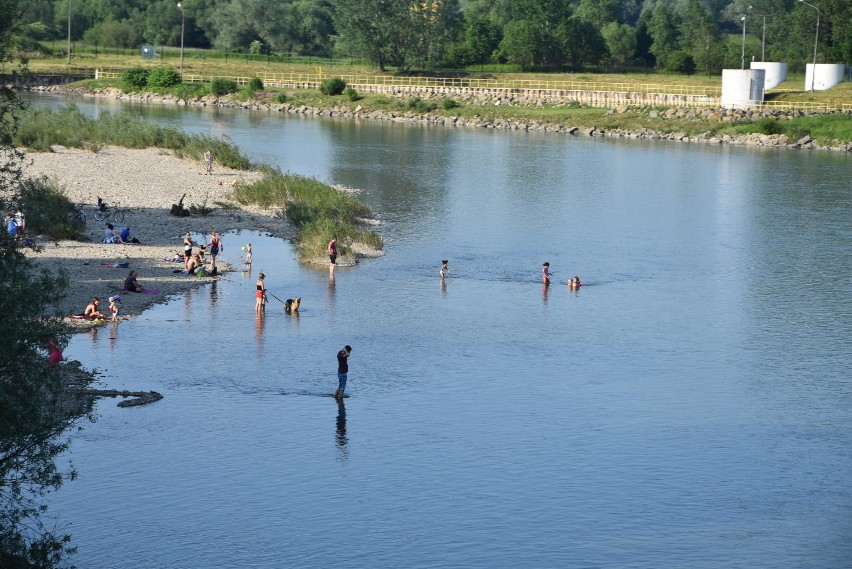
[2,0,94,565]
[9,0,852,73]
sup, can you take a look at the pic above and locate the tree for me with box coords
[1,1,93,565]
[554,16,606,70]
[499,19,541,70]
[601,21,636,67]
[333,0,462,71]
[574,0,619,28]
[647,0,680,68]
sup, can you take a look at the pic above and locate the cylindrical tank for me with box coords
[750,62,787,90]
[804,64,846,91]
[721,69,766,109]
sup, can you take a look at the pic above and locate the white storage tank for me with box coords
[750,62,788,89]
[721,69,766,109]
[804,64,846,91]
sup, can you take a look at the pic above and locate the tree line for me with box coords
[12,0,852,73]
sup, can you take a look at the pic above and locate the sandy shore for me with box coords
[23,145,294,324]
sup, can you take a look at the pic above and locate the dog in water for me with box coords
[284,297,301,313]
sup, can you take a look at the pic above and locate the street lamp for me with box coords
[67,0,72,64]
[748,6,767,62]
[740,16,746,70]
[177,2,185,77]
[798,0,820,92]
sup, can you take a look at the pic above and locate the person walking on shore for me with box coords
[334,345,352,400]
[204,150,213,175]
[14,207,25,239]
[208,231,222,273]
[328,236,338,274]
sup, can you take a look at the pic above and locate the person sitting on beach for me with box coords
[5,211,18,237]
[117,226,142,244]
[103,223,116,243]
[124,270,144,293]
[185,254,202,275]
[83,297,105,319]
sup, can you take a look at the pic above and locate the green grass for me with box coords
[715,114,852,144]
[14,104,381,259]
[230,169,381,261]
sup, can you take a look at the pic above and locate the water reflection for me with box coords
[254,313,265,354]
[542,282,550,304]
[327,273,336,308]
[335,400,348,459]
[209,280,219,308]
[108,321,120,350]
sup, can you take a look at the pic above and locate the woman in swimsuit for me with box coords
[542,262,551,285]
[208,231,222,272]
[255,272,267,313]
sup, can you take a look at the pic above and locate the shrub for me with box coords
[147,67,182,89]
[344,87,360,101]
[665,51,696,75]
[172,83,207,100]
[320,77,347,96]
[121,67,149,90]
[406,97,421,110]
[753,117,782,135]
[19,176,86,240]
[441,98,459,110]
[210,77,238,96]
[415,100,438,113]
[249,77,264,91]
[274,93,288,103]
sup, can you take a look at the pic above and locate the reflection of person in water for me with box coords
[336,399,348,451]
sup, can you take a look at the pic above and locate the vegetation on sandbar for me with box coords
[14,104,382,259]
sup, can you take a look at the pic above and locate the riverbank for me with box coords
[24,145,288,321]
[30,85,852,152]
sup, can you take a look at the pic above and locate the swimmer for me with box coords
[542,262,551,285]
[440,259,450,280]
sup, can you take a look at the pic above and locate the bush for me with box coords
[415,100,438,113]
[320,77,347,96]
[441,98,459,110]
[344,87,360,101]
[172,83,207,100]
[147,67,182,89]
[665,51,696,75]
[249,77,264,91]
[19,176,86,240]
[121,67,149,90]
[274,93,288,103]
[210,77,239,96]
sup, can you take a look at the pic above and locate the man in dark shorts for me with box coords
[328,236,337,273]
[335,345,352,399]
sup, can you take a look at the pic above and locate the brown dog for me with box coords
[284,297,301,313]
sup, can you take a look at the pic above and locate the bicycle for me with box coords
[94,197,126,224]
[66,205,87,228]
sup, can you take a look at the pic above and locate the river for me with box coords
[27,94,852,568]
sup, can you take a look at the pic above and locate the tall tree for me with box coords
[601,21,637,67]
[333,0,461,71]
[1,1,93,566]
[647,0,681,68]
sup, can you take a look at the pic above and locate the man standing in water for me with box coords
[335,345,352,400]
[328,236,338,274]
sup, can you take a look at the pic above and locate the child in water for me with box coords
[244,243,252,264]
[440,259,450,280]
[542,262,551,285]
[568,276,582,290]
[108,295,121,322]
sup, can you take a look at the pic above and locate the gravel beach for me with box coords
[23,145,293,323]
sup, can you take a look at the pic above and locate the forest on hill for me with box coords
[11,0,852,74]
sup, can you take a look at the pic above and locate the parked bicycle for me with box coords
[66,205,87,227]
[94,197,126,224]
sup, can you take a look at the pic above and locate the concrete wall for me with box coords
[750,62,787,90]
[721,69,766,109]
[804,64,846,91]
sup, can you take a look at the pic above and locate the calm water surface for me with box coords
[30,95,852,568]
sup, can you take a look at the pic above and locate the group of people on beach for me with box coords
[103,223,141,244]
[542,262,582,289]
[4,208,25,239]
[179,230,224,276]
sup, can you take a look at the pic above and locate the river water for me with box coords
[28,95,852,568]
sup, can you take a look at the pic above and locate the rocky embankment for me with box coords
[32,84,852,153]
